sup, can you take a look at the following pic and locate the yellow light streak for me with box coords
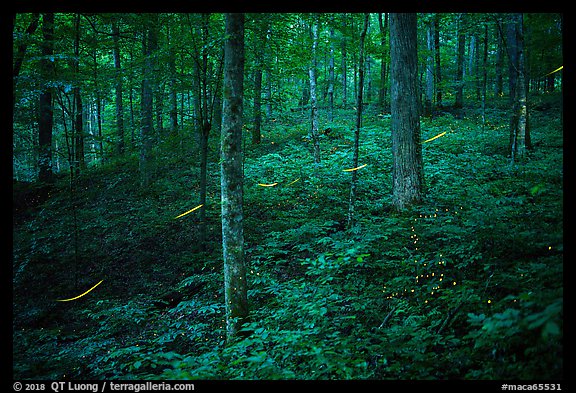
[174,204,204,219]
[56,280,104,302]
[423,131,447,144]
[287,178,301,186]
[543,65,563,77]
[257,182,278,187]
[343,163,367,172]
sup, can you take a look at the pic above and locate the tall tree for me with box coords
[327,19,335,122]
[341,14,348,109]
[377,13,389,110]
[509,13,531,162]
[347,13,369,228]
[390,13,424,211]
[309,14,321,165]
[424,18,434,116]
[434,14,443,107]
[454,13,466,109]
[112,16,125,155]
[221,12,248,341]
[73,13,85,174]
[494,23,504,97]
[38,13,55,183]
[139,15,157,187]
[481,23,488,127]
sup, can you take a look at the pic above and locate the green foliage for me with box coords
[13,12,562,379]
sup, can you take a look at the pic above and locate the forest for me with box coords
[12,12,563,381]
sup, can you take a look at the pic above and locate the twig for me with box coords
[378,304,400,329]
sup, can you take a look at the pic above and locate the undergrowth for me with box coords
[13,94,563,380]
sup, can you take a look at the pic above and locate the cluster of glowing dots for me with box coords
[385,206,464,302]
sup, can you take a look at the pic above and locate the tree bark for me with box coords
[341,14,348,109]
[112,16,125,155]
[38,13,54,183]
[454,13,466,109]
[434,14,442,107]
[347,14,369,228]
[140,17,156,188]
[309,15,321,166]
[328,23,335,122]
[481,24,488,126]
[252,68,262,144]
[73,14,85,173]
[390,13,424,211]
[424,19,434,116]
[510,13,531,162]
[221,13,248,341]
[378,13,388,110]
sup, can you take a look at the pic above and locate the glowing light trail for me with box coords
[56,280,104,302]
[343,164,367,172]
[257,182,278,187]
[543,65,563,77]
[174,204,204,219]
[423,131,447,144]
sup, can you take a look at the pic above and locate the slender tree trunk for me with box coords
[221,13,247,341]
[506,21,519,105]
[140,21,155,187]
[390,13,424,211]
[265,69,272,119]
[378,13,388,110]
[510,13,530,163]
[112,17,125,155]
[424,20,434,117]
[495,23,504,97]
[168,25,178,134]
[198,122,210,248]
[252,68,262,144]
[38,13,54,183]
[434,14,442,108]
[481,24,488,127]
[341,15,348,109]
[455,14,466,109]
[309,15,321,166]
[347,14,369,228]
[73,14,85,173]
[328,23,335,122]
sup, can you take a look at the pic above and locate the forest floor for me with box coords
[12,94,563,380]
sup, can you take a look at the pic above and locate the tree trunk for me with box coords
[198,122,210,248]
[252,68,262,144]
[140,20,156,188]
[73,14,85,173]
[390,13,424,211]
[424,20,434,117]
[481,24,488,127]
[309,16,321,166]
[378,13,388,110]
[221,13,247,341]
[506,21,519,105]
[510,13,531,163]
[328,23,335,122]
[347,14,369,228]
[168,25,178,134]
[38,13,54,183]
[495,23,504,97]
[434,14,442,108]
[455,14,466,109]
[112,16,125,155]
[341,14,348,109]
[265,69,272,119]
